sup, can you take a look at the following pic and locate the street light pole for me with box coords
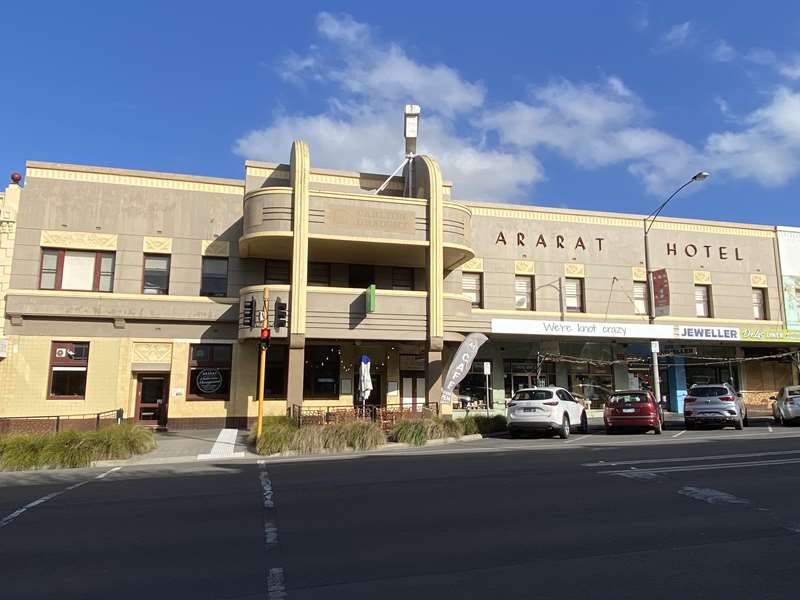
[643,171,709,411]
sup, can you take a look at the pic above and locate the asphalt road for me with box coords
[3,419,800,599]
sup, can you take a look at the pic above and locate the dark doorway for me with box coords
[354,372,383,408]
[136,374,169,429]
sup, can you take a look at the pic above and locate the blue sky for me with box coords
[3,1,800,225]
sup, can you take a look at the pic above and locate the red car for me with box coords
[604,390,663,434]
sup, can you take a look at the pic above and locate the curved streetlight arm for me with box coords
[644,178,695,235]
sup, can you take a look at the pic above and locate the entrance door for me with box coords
[136,374,169,428]
[400,373,427,410]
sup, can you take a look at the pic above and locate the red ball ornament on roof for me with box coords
[10,172,22,184]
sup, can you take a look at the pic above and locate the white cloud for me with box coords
[709,39,736,62]
[659,21,694,50]
[631,2,649,32]
[235,12,800,202]
[778,55,800,80]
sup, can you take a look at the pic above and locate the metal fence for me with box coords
[0,409,124,435]
[287,403,440,431]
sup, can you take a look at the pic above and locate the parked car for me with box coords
[684,383,748,430]
[771,386,800,425]
[603,390,663,434]
[506,387,588,439]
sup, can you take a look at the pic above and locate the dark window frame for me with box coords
[463,271,483,309]
[39,249,115,292]
[265,260,291,285]
[48,341,90,399]
[201,257,229,297]
[309,262,332,287]
[392,267,415,291]
[514,275,534,311]
[142,253,171,295]
[565,277,585,313]
[186,343,233,400]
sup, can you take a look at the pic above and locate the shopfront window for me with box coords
[503,359,556,398]
[304,345,340,397]
[188,343,232,400]
[261,345,287,398]
[456,361,493,408]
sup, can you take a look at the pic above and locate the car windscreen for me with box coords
[690,387,728,397]
[514,390,553,401]
[787,387,800,397]
[608,394,648,404]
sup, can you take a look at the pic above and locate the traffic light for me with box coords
[259,327,270,351]
[274,300,288,329]
[242,297,256,328]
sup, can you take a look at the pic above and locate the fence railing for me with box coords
[287,403,439,430]
[0,409,124,435]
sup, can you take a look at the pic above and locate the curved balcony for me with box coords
[240,188,474,268]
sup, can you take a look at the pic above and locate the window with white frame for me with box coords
[565,278,584,313]
[40,249,115,292]
[752,288,767,320]
[462,272,483,308]
[633,281,649,315]
[514,275,533,310]
[695,285,712,318]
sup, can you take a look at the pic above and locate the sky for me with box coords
[2,1,800,225]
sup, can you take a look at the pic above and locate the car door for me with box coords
[560,389,583,422]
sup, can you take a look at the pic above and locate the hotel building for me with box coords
[0,140,798,429]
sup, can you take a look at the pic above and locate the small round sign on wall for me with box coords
[196,368,223,394]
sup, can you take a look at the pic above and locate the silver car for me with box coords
[684,383,748,430]
[772,386,800,425]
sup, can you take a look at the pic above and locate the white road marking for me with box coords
[197,428,245,460]
[616,470,662,481]
[672,430,686,438]
[268,568,287,599]
[0,467,122,529]
[565,435,590,444]
[603,456,800,475]
[258,460,287,597]
[769,425,774,433]
[583,448,800,468]
[678,487,750,505]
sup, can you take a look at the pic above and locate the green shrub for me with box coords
[390,420,429,446]
[90,427,131,460]
[42,430,96,469]
[343,421,385,451]
[459,416,479,435]
[249,416,297,443]
[113,423,156,456]
[255,424,296,455]
[290,426,326,454]
[321,424,350,453]
[0,434,49,471]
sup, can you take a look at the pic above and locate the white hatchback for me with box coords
[506,387,589,439]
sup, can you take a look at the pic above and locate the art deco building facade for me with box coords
[0,141,797,428]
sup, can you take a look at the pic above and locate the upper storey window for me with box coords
[201,257,228,297]
[40,249,115,292]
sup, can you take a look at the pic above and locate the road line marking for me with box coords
[604,456,800,475]
[268,567,286,599]
[1,467,122,529]
[197,428,245,460]
[584,448,800,468]
[565,435,590,444]
[672,430,686,438]
[678,487,750,505]
[258,460,287,597]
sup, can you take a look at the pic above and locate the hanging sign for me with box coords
[441,333,488,404]
[652,269,670,317]
[492,319,674,339]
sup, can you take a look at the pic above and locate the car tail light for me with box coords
[685,397,696,403]
[719,396,734,402]
[543,401,559,406]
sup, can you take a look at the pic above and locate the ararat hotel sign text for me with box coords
[495,230,744,259]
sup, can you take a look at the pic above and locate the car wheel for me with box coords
[559,414,570,439]
[735,414,744,430]
[654,420,662,435]
[579,411,589,434]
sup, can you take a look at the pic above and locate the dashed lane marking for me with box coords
[0,467,122,529]
[258,460,287,598]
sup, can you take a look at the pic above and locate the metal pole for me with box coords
[256,287,269,438]
[643,219,662,409]
[485,372,490,416]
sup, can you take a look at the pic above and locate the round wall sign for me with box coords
[196,368,223,394]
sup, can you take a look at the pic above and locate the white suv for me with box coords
[506,387,589,439]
